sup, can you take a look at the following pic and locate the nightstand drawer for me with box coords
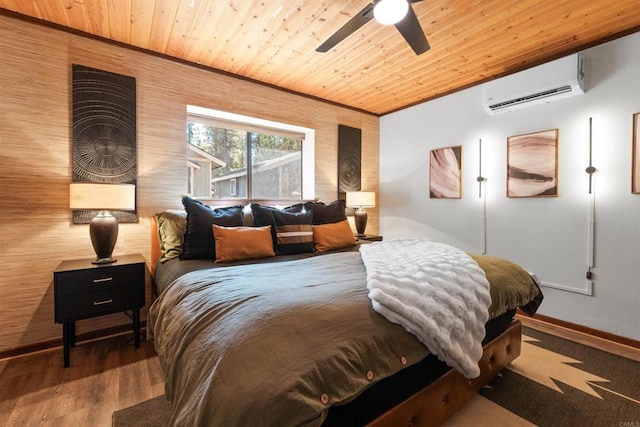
[55,285,144,322]
[55,263,144,296]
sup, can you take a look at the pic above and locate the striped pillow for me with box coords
[273,210,314,255]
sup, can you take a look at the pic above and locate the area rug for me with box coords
[112,327,640,426]
[112,394,170,427]
[476,327,640,427]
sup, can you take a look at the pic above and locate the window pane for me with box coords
[250,132,302,199]
[187,122,248,199]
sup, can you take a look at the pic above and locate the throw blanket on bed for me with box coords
[360,239,492,378]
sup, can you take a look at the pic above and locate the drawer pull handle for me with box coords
[93,299,113,306]
[93,277,113,283]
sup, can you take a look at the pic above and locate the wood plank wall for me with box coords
[0,14,379,355]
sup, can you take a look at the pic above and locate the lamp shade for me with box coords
[346,191,376,208]
[70,183,135,210]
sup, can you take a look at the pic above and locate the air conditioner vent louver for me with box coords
[482,54,585,115]
[488,85,573,112]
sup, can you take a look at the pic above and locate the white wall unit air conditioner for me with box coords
[482,54,585,115]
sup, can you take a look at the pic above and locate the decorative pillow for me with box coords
[212,225,275,263]
[250,203,303,224]
[250,203,305,248]
[242,204,255,226]
[272,209,314,255]
[156,211,187,263]
[312,220,357,253]
[250,203,278,228]
[181,196,244,260]
[304,200,347,225]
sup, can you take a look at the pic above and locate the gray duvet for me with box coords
[148,249,542,426]
[148,251,430,426]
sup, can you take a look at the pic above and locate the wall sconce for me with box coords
[585,117,597,194]
[70,183,136,264]
[477,138,488,254]
[477,138,487,198]
[346,191,376,237]
[585,117,597,285]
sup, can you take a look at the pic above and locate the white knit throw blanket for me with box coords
[359,238,491,378]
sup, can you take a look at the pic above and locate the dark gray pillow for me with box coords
[303,200,347,225]
[250,203,304,250]
[181,196,244,260]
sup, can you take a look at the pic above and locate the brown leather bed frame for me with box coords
[149,215,522,427]
[369,321,521,426]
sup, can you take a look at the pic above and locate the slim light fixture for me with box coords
[70,183,136,264]
[585,117,597,194]
[585,117,597,287]
[476,138,487,198]
[476,138,488,254]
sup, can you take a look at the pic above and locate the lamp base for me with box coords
[90,210,119,264]
[354,207,368,237]
[92,257,117,265]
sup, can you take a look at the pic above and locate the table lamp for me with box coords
[346,191,376,237]
[70,183,135,264]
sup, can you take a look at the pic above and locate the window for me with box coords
[186,106,315,200]
[229,178,237,196]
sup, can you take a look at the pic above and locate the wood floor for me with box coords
[1,318,638,426]
[0,332,163,427]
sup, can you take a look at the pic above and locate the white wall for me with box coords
[379,33,640,340]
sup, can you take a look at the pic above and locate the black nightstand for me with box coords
[53,254,146,367]
[356,235,383,242]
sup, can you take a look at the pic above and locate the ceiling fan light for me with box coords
[373,0,409,25]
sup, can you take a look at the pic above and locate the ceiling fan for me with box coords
[316,0,430,55]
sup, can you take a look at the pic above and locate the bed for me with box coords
[147,197,543,426]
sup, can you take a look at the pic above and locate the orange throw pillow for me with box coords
[212,224,275,263]
[312,220,357,253]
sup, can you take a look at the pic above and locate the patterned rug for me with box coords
[113,327,640,426]
[448,327,640,426]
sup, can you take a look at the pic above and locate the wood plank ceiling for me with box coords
[1,0,639,115]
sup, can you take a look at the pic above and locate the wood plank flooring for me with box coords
[0,332,163,427]
[517,314,640,363]
[1,318,638,426]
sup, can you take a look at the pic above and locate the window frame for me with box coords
[229,178,237,196]
[187,105,315,201]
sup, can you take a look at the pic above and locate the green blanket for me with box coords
[469,253,543,318]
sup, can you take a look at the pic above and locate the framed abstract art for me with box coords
[429,145,462,199]
[337,124,362,201]
[633,112,640,194]
[507,129,558,197]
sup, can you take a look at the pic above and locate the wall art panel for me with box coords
[337,124,362,200]
[72,64,137,223]
[429,145,462,199]
[633,112,640,194]
[507,129,558,197]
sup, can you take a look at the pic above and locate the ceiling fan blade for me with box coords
[394,4,430,55]
[316,3,375,53]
